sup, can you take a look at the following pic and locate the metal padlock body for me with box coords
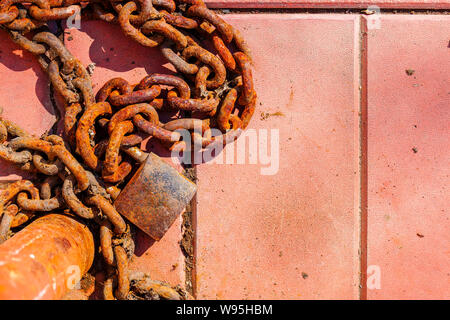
[114,153,197,241]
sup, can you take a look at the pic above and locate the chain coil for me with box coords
[0,0,256,300]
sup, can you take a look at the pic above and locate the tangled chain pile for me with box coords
[0,0,256,300]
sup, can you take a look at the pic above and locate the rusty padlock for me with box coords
[114,152,196,241]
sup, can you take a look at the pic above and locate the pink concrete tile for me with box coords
[195,14,361,299]
[130,218,186,287]
[365,15,450,299]
[64,22,187,288]
[205,0,450,9]
[0,30,56,180]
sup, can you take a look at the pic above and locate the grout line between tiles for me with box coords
[359,15,369,300]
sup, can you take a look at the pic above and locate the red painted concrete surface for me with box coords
[195,14,361,299]
[205,0,450,9]
[364,15,450,300]
[0,9,448,300]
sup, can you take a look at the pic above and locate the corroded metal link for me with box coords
[108,103,159,134]
[212,32,236,71]
[72,76,96,107]
[5,17,44,33]
[33,153,64,175]
[46,133,66,145]
[97,131,142,150]
[141,19,187,50]
[16,188,64,211]
[239,92,257,130]
[33,32,75,73]
[0,122,7,143]
[102,120,134,181]
[40,175,61,200]
[233,52,255,105]
[18,161,36,173]
[65,102,83,146]
[137,73,190,98]
[52,143,90,191]
[48,60,80,103]
[191,129,210,148]
[97,77,133,102]
[111,0,160,25]
[160,40,198,75]
[10,211,34,228]
[168,96,219,113]
[118,132,143,147]
[182,45,226,89]
[6,30,46,54]
[0,5,18,24]
[103,273,116,300]
[0,0,50,11]
[133,114,179,143]
[108,84,161,107]
[129,272,187,300]
[48,0,87,5]
[217,87,238,132]
[28,4,80,21]
[163,118,209,132]
[159,9,197,29]
[106,186,121,200]
[194,65,210,98]
[62,175,95,219]
[114,245,130,300]
[186,4,233,43]
[0,144,32,164]
[152,0,175,12]
[9,137,54,159]
[0,204,18,244]
[100,220,115,265]
[195,117,242,149]
[229,113,243,130]
[0,0,48,27]
[0,118,30,138]
[118,1,164,47]
[102,158,133,183]
[85,194,126,234]
[0,180,39,218]
[0,180,38,202]
[198,20,215,34]
[120,145,149,163]
[85,170,110,199]
[28,32,94,107]
[76,101,112,171]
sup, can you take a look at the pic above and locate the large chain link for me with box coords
[0,0,256,300]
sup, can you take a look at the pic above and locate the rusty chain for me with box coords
[0,0,256,300]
